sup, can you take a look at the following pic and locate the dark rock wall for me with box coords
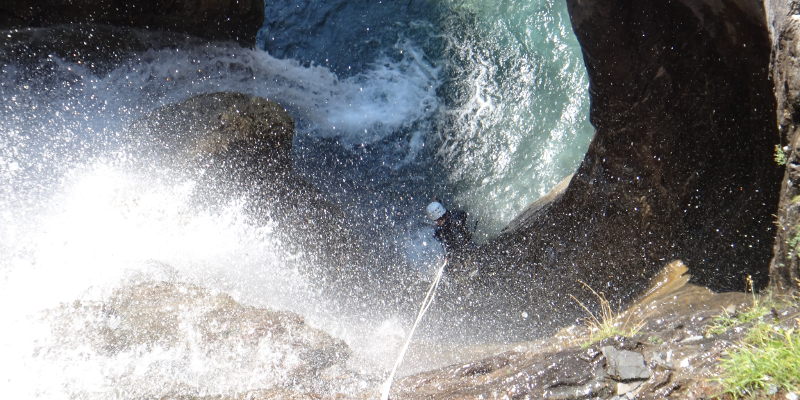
[567,0,780,291]
[0,0,263,45]
[768,0,800,293]
[486,0,781,307]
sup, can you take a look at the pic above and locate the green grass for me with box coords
[711,279,800,399]
[717,321,800,399]
[706,277,771,337]
[647,335,664,345]
[705,302,771,337]
[789,230,800,256]
[775,145,788,166]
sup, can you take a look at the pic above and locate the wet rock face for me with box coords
[393,343,671,399]
[563,1,780,291]
[486,0,781,310]
[127,92,315,220]
[129,91,324,208]
[393,349,611,399]
[43,282,351,390]
[130,92,295,175]
[768,0,800,293]
[0,0,263,45]
[129,92,380,299]
[391,285,758,400]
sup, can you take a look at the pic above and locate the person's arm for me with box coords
[453,210,468,227]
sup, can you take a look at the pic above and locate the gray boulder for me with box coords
[128,92,377,294]
[43,281,351,387]
[601,346,651,382]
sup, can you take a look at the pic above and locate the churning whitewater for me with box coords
[0,0,591,398]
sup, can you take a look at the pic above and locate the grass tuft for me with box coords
[717,321,800,398]
[713,276,800,398]
[775,145,788,166]
[706,277,771,337]
[788,230,800,257]
[570,281,644,346]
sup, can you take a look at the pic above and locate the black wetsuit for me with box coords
[433,210,473,257]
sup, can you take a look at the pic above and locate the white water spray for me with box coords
[0,34,449,397]
[380,259,448,400]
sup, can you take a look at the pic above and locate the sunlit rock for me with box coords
[601,346,650,381]
[41,281,351,393]
[129,92,294,173]
[127,90,349,237]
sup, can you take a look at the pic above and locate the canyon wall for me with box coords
[768,0,800,293]
[489,0,782,304]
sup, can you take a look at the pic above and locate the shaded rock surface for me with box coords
[0,24,208,77]
[0,0,262,45]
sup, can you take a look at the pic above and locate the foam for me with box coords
[0,39,441,393]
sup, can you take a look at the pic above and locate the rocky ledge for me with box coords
[41,281,356,395]
[113,265,799,399]
[0,0,263,45]
[389,267,768,399]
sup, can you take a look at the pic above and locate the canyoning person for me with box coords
[425,201,474,262]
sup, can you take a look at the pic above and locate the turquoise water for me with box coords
[259,0,593,238]
[436,0,592,236]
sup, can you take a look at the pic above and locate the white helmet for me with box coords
[426,201,446,221]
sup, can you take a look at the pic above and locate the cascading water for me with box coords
[0,0,592,397]
[261,0,593,238]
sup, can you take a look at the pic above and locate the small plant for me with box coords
[713,276,800,398]
[706,276,771,337]
[788,230,800,256]
[705,306,769,337]
[716,322,800,398]
[570,281,644,346]
[775,144,788,166]
[647,335,664,345]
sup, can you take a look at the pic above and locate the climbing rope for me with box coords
[380,259,448,400]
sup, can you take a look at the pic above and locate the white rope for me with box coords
[380,259,448,400]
